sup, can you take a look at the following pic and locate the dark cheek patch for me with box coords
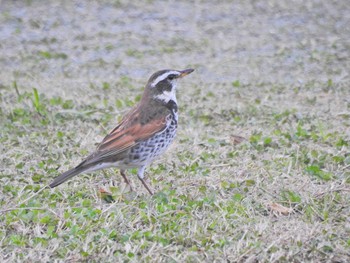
[157,80,172,92]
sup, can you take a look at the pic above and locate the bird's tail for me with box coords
[49,166,87,188]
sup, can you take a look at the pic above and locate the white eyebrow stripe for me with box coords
[151,71,179,87]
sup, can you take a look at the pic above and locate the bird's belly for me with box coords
[123,121,177,167]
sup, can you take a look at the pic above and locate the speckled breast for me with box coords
[125,114,178,167]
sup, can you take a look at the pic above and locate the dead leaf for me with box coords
[231,135,246,145]
[98,187,115,203]
[267,202,293,216]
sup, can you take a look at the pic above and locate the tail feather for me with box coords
[49,166,86,188]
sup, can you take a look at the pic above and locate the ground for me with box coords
[0,1,349,262]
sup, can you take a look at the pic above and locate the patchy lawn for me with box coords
[1,1,349,262]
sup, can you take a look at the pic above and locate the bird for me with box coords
[49,68,194,195]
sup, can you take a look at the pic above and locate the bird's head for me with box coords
[143,69,194,104]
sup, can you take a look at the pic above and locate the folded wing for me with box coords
[80,111,169,166]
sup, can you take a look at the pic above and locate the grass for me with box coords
[1,0,350,262]
[1,79,349,262]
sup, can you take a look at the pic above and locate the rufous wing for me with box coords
[81,113,169,165]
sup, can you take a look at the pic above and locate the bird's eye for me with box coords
[167,74,176,80]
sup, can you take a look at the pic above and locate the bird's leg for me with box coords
[137,166,154,195]
[120,169,133,192]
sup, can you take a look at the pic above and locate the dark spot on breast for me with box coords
[166,100,178,113]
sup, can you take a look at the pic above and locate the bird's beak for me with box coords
[179,68,195,78]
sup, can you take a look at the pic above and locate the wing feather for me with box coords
[81,111,169,165]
